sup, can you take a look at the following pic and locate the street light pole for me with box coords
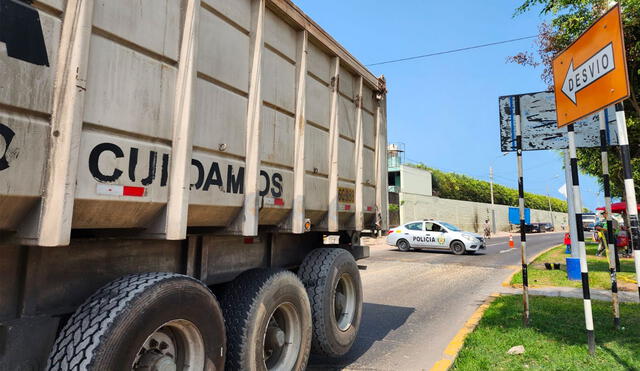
[489,153,508,234]
[490,166,496,234]
[547,190,554,228]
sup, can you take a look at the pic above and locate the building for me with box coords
[387,144,568,232]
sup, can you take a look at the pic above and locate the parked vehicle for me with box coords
[518,223,544,233]
[0,1,388,370]
[582,213,597,231]
[386,220,486,255]
[543,223,555,232]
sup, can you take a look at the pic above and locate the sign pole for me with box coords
[564,151,579,258]
[599,109,620,328]
[568,123,596,354]
[514,96,530,326]
[614,102,640,299]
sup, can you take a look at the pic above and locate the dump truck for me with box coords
[0,0,388,369]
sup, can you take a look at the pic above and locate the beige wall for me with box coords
[400,165,432,196]
[398,193,569,233]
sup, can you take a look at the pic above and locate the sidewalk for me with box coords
[502,285,640,303]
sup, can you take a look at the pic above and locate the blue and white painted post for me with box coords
[615,102,640,299]
[567,123,596,354]
[599,109,620,328]
[514,96,530,326]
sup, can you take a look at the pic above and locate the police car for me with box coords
[386,220,486,255]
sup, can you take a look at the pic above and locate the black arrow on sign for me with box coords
[0,0,49,66]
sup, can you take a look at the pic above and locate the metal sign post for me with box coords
[599,109,620,328]
[567,124,596,354]
[564,151,579,259]
[615,102,640,299]
[514,96,530,326]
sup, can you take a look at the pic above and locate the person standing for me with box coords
[595,210,619,257]
[483,219,491,239]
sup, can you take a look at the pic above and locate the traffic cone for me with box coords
[509,234,514,248]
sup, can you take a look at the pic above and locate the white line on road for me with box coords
[499,249,515,254]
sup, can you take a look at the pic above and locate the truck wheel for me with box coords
[397,239,411,252]
[220,269,312,371]
[450,240,466,255]
[298,248,363,358]
[46,272,225,371]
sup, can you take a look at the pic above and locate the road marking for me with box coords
[499,249,515,254]
[431,293,500,371]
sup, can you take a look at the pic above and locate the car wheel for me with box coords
[397,239,411,252]
[450,241,465,255]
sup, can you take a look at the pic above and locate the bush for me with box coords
[412,164,568,212]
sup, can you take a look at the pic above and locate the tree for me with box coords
[510,0,640,199]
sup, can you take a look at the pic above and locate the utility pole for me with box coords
[490,166,496,234]
[546,188,554,228]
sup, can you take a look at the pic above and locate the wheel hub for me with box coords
[137,352,177,371]
[266,325,286,351]
[132,320,205,371]
[334,274,356,332]
[262,302,302,371]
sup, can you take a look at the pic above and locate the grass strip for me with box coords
[453,295,640,370]
[510,244,637,291]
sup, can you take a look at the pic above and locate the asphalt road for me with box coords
[307,232,564,371]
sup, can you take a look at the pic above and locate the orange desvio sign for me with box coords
[552,4,629,127]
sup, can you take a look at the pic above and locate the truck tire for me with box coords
[46,272,225,371]
[220,269,312,371]
[298,248,363,358]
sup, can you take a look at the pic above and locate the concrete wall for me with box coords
[398,193,569,233]
[400,165,432,196]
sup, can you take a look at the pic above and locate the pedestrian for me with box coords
[594,210,619,257]
[483,219,491,239]
[564,232,571,254]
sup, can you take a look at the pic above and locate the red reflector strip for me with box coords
[96,184,145,197]
[274,198,284,206]
[123,186,145,197]
[367,206,373,211]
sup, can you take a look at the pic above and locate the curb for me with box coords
[429,293,501,371]
[501,244,561,287]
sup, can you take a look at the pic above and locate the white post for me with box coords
[599,109,620,328]
[490,166,496,234]
[567,123,596,354]
[565,151,579,258]
[513,95,529,326]
[614,102,640,300]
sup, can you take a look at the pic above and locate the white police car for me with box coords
[386,220,486,255]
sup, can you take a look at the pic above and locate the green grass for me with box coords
[510,243,637,291]
[453,295,640,370]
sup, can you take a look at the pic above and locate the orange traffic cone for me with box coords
[509,234,514,248]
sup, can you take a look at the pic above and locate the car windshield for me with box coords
[440,222,461,231]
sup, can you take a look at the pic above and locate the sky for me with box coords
[293,0,606,211]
